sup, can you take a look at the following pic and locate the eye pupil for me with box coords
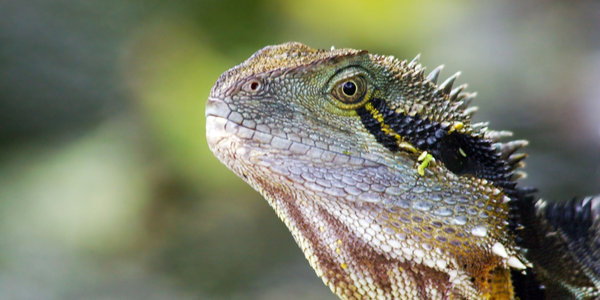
[342,81,356,96]
[250,81,259,90]
[330,74,367,107]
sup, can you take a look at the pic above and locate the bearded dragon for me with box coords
[205,42,600,299]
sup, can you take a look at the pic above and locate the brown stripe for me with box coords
[254,177,349,288]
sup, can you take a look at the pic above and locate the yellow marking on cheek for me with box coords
[341,262,348,269]
[417,151,435,176]
[417,151,428,161]
[319,226,325,232]
[398,142,418,153]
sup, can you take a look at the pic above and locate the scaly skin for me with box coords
[205,42,599,299]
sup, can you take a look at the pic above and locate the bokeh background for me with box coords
[1,1,599,299]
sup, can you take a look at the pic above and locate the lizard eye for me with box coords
[242,79,262,93]
[332,75,367,105]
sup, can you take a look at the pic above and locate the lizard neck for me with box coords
[239,151,511,299]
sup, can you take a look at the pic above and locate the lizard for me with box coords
[205,42,600,299]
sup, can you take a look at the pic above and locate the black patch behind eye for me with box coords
[359,97,535,240]
[435,132,510,184]
[373,97,445,151]
[356,104,399,152]
[358,98,514,192]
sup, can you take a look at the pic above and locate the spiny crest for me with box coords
[426,65,444,84]
[372,53,477,134]
[369,51,530,189]
[416,63,477,129]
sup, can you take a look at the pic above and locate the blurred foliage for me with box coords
[0,0,599,299]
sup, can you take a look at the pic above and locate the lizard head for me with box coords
[206,42,532,298]
[207,42,380,165]
[207,41,524,193]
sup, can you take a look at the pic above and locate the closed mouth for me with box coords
[205,97,380,169]
[205,97,231,119]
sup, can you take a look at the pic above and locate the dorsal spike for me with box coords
[450,84,468,100]
[507,153,528,165]
[426,65,444,84]
[463,106,479,117]
[408,53,421,67]
[510,171,528,181]
[485,130,513,142]
[414,66,425,77]
[499,140,529,158]
[439,71,461,94]
[455,93,467,101]
[461,92,477,107]
[472,121,489,130]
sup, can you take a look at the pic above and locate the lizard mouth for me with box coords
[206,97,295,161]
[205,97,247,157]
[206,97,260,151]
[206,97,381,171]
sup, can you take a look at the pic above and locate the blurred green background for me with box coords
[1,0,599,299]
